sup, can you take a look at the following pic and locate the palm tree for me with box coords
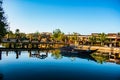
[73,32,78,45]
[29,34,32,42]
[15,29,20,42]
[89,35,97,46]
[98,33,107,46]
[38,34,41,42]
[15,29,20,38]
[15,29,19,34]
[34,31,39,41]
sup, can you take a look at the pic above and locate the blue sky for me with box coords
[3,0,120,34]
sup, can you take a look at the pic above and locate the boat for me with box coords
[60,45,76,52]
[73,48,98,54]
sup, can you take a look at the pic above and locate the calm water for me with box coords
[0,50,120,80]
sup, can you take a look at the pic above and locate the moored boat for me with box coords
[74,49,98,54]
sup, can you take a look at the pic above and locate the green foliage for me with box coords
[52,29,65,42]
[72,32,78,40]
[53,29,62,38]
[51,50,62,59]
[15,29,20,39]
[89,35,97,45]
[0,0,8,39]
[7,30,16,38]
[15,29,20,34]
[98,33,107,46]
[91,53,109,64]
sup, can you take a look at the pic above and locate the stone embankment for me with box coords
[77,45,120,53]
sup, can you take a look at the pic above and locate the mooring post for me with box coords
[0,50,2,60]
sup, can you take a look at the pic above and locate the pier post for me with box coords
[0,50,1,60]
[6,51,8,56]
[9,43,12,48]
[15,50,19,59]
[28,50,32,57]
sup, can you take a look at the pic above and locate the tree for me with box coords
[53,29,61,38]
[34,31,39,40]
[15,29,20,38]
[89,35,96,45]
[0,0,8,42]
[15,29,20,42]
[15,29,20,34]
[98,33,107,46]
[7,30,15,38]
[52,29,64,42]
[72,32,79,45]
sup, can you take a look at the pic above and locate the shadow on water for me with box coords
[0,74,3,80]
[60,52,97,62]
[14,50,21,59]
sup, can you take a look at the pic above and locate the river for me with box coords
[0,50,120,80]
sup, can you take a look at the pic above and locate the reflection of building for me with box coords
[0,50,21,60]
[106,53,120,64]
[92,52,120,64]
[0,50,48,60]
[28,51,48,59]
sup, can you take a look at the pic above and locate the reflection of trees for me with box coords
[15,50,21,59]
[51,50,62,59]
[91,53,109,64]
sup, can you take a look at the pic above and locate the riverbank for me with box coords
[77,45,120,53]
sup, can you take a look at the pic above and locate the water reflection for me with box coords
[0,51,1,60]
[60,51,97,62]
[0,50,120,80]
[6,51,8,56]
[92,52,120,64]
[14,50,21,59]
[0,73,3,80]
[28,50,48,59]
[51,50,62,59]
[0,49,120,64]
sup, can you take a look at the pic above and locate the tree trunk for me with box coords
[101,42,104,46]
[0,38,1,43]
[91,42,93,46]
